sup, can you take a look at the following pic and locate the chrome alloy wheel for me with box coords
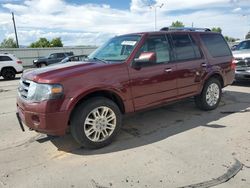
[84,106,116,142]
[206,83,220,107]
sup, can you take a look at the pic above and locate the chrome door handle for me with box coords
[165,68,172,73]
[201,63,207,67]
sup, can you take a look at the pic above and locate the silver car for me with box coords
[233,49,250,81]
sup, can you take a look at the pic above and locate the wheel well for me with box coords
[209,74,224,88]
[1,67,16,74]
[39,62,47,65]
[69,90,125,125]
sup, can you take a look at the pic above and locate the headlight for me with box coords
[27,82,63,102]
[33,60,38,63]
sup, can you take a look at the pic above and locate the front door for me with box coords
[128,34,178,111]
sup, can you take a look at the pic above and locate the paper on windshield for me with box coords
[121,41,137,46]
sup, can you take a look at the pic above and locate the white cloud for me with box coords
[0,0,249,46]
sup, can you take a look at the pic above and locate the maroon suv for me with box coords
[17,28,235,148]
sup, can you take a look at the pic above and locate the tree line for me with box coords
[0,37,63,48]
[1,22,250,48]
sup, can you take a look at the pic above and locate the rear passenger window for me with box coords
[171,34,201,61]
[57,53,65,58]
[200,34,231,57]
[0,56,12,61]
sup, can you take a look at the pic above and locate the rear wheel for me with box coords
[195,78,222,110]
[2,68,16,80]
[70,97,122,149]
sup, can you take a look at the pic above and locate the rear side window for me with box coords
[57,53,65,58]
[0,56,12,61]
[200,34,231,57]
[171,34,201,61]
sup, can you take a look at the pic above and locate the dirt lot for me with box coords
[0,75,249,188]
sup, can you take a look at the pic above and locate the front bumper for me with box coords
[16,97,69,136]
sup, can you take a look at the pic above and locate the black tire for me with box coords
[70,97,122,149]
[37,63,47,68]
[1,68,16,80]
[195,78,222,111]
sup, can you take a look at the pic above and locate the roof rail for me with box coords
[160,27,211,32]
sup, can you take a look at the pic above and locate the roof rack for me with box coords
[160,27,211,32]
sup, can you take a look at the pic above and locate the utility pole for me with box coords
[12,12,19,48]
[149,3,164,31]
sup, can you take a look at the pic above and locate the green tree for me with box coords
[30,38,50,48]
[171,21,185,27]
[246,31,250,39]
[50,37,63,47]
[0,38,17,48]
[211,27,222,33]
[224,36,236,42]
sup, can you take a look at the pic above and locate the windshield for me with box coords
[235,40,250,51]
[88,35,141,62]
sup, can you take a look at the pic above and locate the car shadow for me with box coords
[46,90,250,155]
[0,76,21,82]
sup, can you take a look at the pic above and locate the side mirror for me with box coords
[133,52,156,69]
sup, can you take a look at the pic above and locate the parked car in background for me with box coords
[59,55,87,64]
[233,39,250,51]
[233,49,250,81]
[33,52,74,67]
[0,53,23,80]
[17,28,235,149]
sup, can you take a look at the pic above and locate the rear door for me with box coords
[170,33,206,98]
[57,53,66,62]
[128,34,178,110]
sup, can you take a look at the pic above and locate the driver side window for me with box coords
[137,35,171,64]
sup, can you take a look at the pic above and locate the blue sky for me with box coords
[0,0,249,46]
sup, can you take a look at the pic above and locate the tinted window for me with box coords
[200,34,231,57]
[57,53,65,58]
[0,56,12,61]
[49,54,57,58]
[137,35,171,64]
[172,34,200,61]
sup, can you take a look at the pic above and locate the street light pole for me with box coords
[12,12,19,48]
[149,3,164,31]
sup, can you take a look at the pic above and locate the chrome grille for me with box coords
[18,79,31,99]
[235,58,250,67]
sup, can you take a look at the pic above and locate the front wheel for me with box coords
[195,78,222,111]
[70,97,122,149]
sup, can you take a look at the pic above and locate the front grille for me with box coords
[18,79,31,99]
[236,58,250,67]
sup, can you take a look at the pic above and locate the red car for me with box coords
[17,28,235,148]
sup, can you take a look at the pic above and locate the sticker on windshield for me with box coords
[121,41,137,46]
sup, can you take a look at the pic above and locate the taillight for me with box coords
[17,60,22,64]
[231,58,236,70]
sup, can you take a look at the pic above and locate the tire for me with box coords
[37,63,47,68]
[70,97,122,149]
[195,78,222,111]
[1,68,16,80]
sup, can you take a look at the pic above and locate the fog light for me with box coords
[31,114,40,125]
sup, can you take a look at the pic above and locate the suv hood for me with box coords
[233,49,250,59]
[23,61,105,83]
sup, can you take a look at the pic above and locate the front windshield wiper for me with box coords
[91,57,108,64]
